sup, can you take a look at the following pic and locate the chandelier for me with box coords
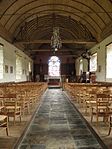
[51,27,62,52]
[81,50,91,60]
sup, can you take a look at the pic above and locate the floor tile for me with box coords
[18,89,107,149]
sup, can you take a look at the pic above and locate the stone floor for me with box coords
[67,92,112,149]
[16,89,108,149]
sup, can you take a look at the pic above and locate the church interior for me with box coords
[0,0,112,148]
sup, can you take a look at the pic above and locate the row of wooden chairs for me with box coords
[0,115,8,136]
[0,82,47,136]
[64,83,112,135]
[108,115,112,135]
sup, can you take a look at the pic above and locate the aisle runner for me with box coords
[18,89,107,149]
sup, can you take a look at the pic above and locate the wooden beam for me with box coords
[32,54,77,57]
[28,48,84,52]
[15,39,96,44]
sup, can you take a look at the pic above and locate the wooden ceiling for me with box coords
[0,0,112,59]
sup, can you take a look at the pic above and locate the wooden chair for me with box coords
[108,98,112,135]
[108,115,112,135]
[0,115,9,136]
[17,91,29,115]
[4,94,21,125]
[84,91,97,114]
[91,93,110,127]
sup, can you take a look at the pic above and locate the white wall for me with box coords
[75,58,80,76]
[75,34,112,82]
[75,58,88,76]
[90,34,112,82]
[83,59,88,72]
[0,37,33,83]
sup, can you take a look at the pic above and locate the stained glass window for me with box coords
[48,56,60,76]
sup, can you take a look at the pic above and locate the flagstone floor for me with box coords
[17,89,107,149]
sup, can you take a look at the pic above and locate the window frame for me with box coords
[106,42,112,79]
[48,56,61,77]
[16,54,22,80]
[90,52,97,72]
[0,43,4,80]
[79,59,83,75]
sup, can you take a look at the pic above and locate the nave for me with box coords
[16,89,107,149]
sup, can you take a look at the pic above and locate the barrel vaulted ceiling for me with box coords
[0,0,112,59]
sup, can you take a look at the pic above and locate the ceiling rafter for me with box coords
[0,0,111,60]
[15,39,96,44]
[28,48,84,52]
[29,25,78,40]
[93,0,112,21]
[72,0,107,25]
[30,29,84,50]
[13,9,98,39]
[1,0,107,28]
[109,0,112,4]
[15,15,96,44]
[0,0,17,19]
[17,15,92,40]
[16,24,78,41]
[4,3,102,31]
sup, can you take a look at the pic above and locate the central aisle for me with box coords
[18,89,107,149]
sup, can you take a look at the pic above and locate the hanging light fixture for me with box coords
[51,27,62,52]
[81,50,91,60]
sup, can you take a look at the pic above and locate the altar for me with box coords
[48,76,61,88]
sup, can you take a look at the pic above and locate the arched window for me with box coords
[79,59,83,75]
[90,53,97,72]
[16,54,22,80]
[48,56,60,77]
[0,44,4,79]
[106,43,112,78]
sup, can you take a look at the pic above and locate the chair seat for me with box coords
[91,93,110,127]
[4,100,22,125]
[108,115,112,135]
[0,115,7,121]
[86,100,96,104]
[0,106,4,110]
[5,106,21,110]
[93,105,108,110]
[0,115,9,136]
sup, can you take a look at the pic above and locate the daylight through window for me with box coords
[90,53,97,72]
[0,44,4,79]
[48,56,60,77]
[106,43,112,78]
[16,54,22,79]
